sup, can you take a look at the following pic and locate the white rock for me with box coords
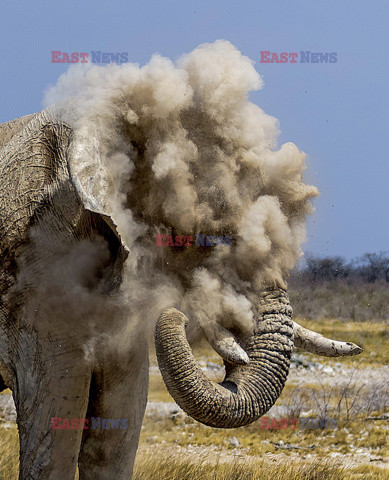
[228,436,240,447]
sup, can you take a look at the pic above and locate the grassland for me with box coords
[0,318,387,479]
[289,281,389,322]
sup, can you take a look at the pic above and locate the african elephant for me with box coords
[0,108,362,480]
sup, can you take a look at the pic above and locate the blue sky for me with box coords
[1,0,387,260]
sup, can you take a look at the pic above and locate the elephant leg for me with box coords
[13,331,92,480]
[78,336,149,480]
[0,310,13,392]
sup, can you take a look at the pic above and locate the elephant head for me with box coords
[155,288,362,428]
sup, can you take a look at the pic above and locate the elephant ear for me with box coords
[66,124,129,251]
[67,125,111,217]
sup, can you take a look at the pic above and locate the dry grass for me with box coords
[2,434,385,480]
[1,404,387,479]
[133,451,389,480]
[134,452,348,479]
[1,320,387,479]
[0,428,19,480]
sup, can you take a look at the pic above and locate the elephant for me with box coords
[0,108,362,480]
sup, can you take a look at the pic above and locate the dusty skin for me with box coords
[0,41,361,479]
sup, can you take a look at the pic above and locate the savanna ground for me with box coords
[0,315,388,479]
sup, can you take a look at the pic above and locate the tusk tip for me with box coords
[347,343,363,356]
[218,342,250,365]
[229,349,250,365]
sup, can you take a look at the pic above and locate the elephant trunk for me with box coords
[155,288,294,428]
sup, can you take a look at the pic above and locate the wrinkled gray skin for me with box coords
[0,110,362,480]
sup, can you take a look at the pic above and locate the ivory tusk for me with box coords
[292,321,363,357]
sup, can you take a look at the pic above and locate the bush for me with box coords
[289,252,389,320]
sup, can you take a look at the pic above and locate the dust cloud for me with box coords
[42,40,318,345]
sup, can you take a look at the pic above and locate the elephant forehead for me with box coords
[0,113,35,151]
[0,112,75,253]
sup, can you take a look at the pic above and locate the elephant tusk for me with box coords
[292,321,363,357]
[202,322,249,365]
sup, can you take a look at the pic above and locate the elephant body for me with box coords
[0,110,148,479]
[0,109,362,480]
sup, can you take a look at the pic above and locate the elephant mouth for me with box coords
[155,288,362,428]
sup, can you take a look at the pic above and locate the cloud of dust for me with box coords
[42,40,318,347]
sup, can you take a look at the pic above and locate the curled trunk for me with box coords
[155,288,294,428]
